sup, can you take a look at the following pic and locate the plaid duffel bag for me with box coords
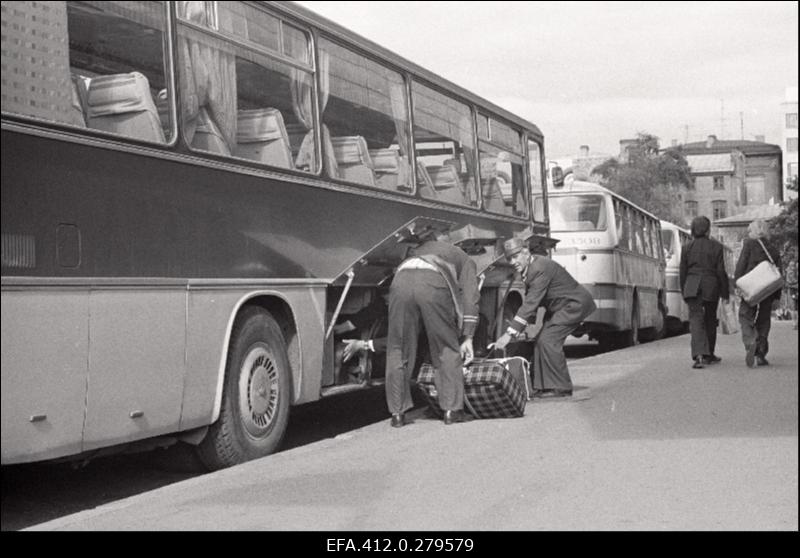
[416,357,532,419]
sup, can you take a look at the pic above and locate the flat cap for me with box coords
[503,237,528,258]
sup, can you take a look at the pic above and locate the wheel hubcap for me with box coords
[239,344,279,437]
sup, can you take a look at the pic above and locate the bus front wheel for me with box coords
[197,307,291,471]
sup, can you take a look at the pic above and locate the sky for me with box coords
[296,1,798,160]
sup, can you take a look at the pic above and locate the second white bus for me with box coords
[534,181,667,351]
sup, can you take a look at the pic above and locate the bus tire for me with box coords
[197,307,291,471]
[619,304,640,347]
[652,302,668,340]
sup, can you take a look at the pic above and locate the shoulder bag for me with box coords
[735,239,784,305]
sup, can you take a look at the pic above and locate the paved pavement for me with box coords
[26,322,798,531]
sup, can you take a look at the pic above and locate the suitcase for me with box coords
[416,357,532,419]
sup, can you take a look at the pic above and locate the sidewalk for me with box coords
[27,322,798,531]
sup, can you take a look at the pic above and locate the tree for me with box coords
[768,197,798,285]
[592,133,691,225]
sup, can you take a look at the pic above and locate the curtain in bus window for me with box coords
[293,51,336,176]
[458,115,477,205]
[178,22,237,152]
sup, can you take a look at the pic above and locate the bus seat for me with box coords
[427,165,465,205]
[192,107,231,156]
[84,72,166,142]
[234,108,294,168]
[483,178,509,214]
[369,148,410,191]
[330,136,376,186]
[154,88,171,139]
[442,158,462,173]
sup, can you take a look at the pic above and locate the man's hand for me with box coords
[489,332,513,352]
[460,337,474,366]
[342,339,367,362]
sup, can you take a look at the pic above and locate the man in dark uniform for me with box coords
[491,237,596,398]
[679,216,730,369]
[385,231,480,427]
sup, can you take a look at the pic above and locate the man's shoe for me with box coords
[390,413,405,428]
[443,410,472,425]
[706,355,721,364]
[532,389,549,398]
[537,389,573,398]
[692,357,705,369]
[745,344,756,368]
[756,356,769,366]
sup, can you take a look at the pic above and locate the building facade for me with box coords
[782,86,798,200]
[680,135,783,225]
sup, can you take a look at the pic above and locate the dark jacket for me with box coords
[734,238,783,303]
[679,237,730,301]
[508,256,596,335]
[408,239,480,337]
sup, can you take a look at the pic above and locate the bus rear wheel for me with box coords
[619,304,640,347]
[197,307,291,471]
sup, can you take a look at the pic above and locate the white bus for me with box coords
[533,181,667,351]
[660,220,692,334]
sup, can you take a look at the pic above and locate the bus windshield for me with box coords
[539,194,607,232]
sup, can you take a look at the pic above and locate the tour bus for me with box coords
[533,181,667,351]
[660,220,691,334]
[1,1,553,469]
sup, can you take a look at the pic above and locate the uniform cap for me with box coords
[503,237,527,258]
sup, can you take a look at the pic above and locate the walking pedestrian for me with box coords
[734,219,782,367]
[385,231,480,427]
[491,237,596,398]
[679,216,730,369]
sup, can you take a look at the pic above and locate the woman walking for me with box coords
[734,219,782,367]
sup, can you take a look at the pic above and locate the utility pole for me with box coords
[683,124,689,144]
[720,98,725,139]
[740,112,744,140]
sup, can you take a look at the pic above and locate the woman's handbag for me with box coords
[717,298,739,335]
[735,239,784,305]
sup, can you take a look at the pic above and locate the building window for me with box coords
[712,200,727,221]
[685,200,698,219]
[713,175,725,190]
[788,137,799,153]
[787,113,798,129]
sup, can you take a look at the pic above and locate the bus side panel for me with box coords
[583,283,630,330]
[82,289,186,451]
[180,286,326,432]
[1,290,88,464]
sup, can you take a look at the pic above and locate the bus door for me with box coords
[322,217,456,389]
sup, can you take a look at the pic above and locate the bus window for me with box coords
[177,3,314,170]
[478,117,527,217]
[411,82,477,207]
[615,200,630,250]
[643,218,653,257]
[548,194,607,231]
[1,2,171,142]
[319,38,410,190]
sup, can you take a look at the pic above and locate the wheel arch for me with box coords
[210,292,300,425]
